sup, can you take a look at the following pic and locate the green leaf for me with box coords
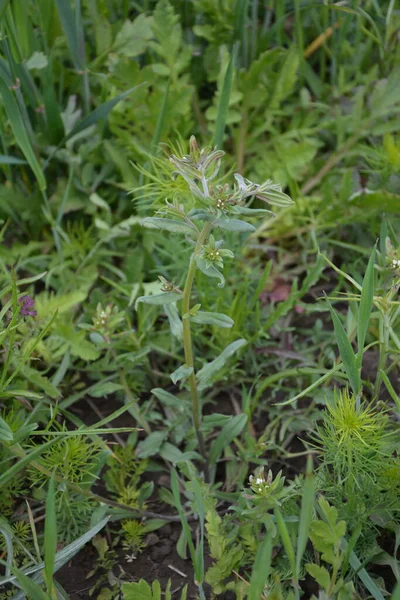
[274,509,296,576]
[0,0,11,22]
[142,217,196,234]
[151,388,184,411]
[345,545,386,600]
[214,44,238,148]
[213,218,255,232]
[357,244,376,367]
[11,568,49,600]
[159,443,200,464]
[380,370,400,411]
[26,51,48,70]
[164,302,183,340]
[136,431,167,459]
[170,470,199,581]
[0,154,27,164]
[269,45,299,110]
[209,413,247,464]
[197,339,247,389]
[0,75,46,190]
[195,256,225,288]
[44,474,56,595]
[113,15,153,57]
[135,292,182,310]
[0,416,13,442]
[248,529,273,600]
[188,311,234,328]
[234,206,274,216]
[296,455,315,579]
[66,85,145,143]
[261,188,294,207]
[170,364,193,385]
[89,382,123,398]
[305,564,330,591]
[326,297,360,397]
[20,366,61,399]
[55,0,82,68]
[122,579,153,600]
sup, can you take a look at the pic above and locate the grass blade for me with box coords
[151,78,170,154]
[170,470,200,584]
[214,44,238,149]
[357,244,377,367]
[326,296,361,397]
[296,454,315,579]
[11,568,49,600]
[43,84,145,169]
[0,0,11,21]
[0,74,46,190]
[54,0,81,68]
[44,473,56,596]
[248,528,273,600]
[274,509,296,576]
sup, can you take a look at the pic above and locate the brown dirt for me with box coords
[56,522,203,599]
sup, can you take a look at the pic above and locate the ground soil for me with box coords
[56,522,203,599]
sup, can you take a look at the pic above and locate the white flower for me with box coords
[125,553,136,563]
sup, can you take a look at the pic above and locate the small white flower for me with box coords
[125,553,136,563]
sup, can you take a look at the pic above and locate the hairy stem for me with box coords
[182,220,213,481]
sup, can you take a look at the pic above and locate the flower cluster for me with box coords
[18,295,37,317]
[201,235,234,270]
[390,258,400,275]
[169,136,293,214]
[159,275,181,293]
[169,136,224,198]
[88,303,126,342]
[385,238,400,277]
[247,468,292,508]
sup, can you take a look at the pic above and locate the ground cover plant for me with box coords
[0,0,399,599]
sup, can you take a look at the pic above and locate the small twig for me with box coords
[168,564,187,578]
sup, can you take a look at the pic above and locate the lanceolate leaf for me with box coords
[214,44,238,148]
[213,218,255,232]
[248,529,273,600]
[234,206,275,217]
[197,339,247,389]
[296,455,315,579]
[170,364,193,385]
[135,291,182,310]
[164,302,183,340]
[188,311,234,328]
[0,75,46,190]
[55,0,82,68]
[326,296,360,397]
[209,413,247,465]
[44,475,56,595]
[357,244,376,367]
[66,85,145,141]
[261,188,293,207]
[142,217,196,234]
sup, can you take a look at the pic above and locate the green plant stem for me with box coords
[182,221,213,482]
[375,309,390,396]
